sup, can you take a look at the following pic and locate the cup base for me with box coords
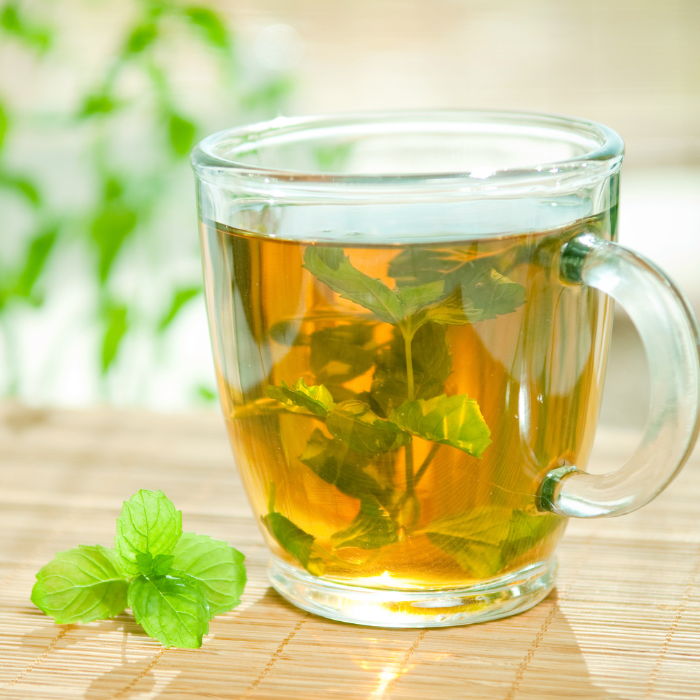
[268,556,557,628]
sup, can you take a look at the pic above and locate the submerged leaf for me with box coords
[425,507,512,579]
[390,394,491,458]
[389,249,525,321]
[331,498,398,550]
[395,281,445,316]
[310,322,376,384]
[371,322,452,415]
[502,510,562,560]
[263,511,324,575]
[303,247,404,324]
[326,400,410,455]
[388,248,478,287]
[298,429,387,503]
[266,378,335,416]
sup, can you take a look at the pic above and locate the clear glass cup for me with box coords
[191,111,700,627]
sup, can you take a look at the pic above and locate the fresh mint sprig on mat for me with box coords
[30,489,246,649]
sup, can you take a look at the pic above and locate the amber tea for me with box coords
[201,213,612,592]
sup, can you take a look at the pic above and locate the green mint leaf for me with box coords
[101,304,128,374]
[303,246,404,324]
[390,394,491,458]
[266,378,335,416]
[424,507,512,578]
[172,533,246,618]
[388,248,475,287]
[412,288,485,328]
[168,113,197,158]
[331,498,398,550]
[125,22,157,54]
[502,510,562,561]
[14,225,58,298]
[466,268,526,319]
[31,545,128,624]
[270,319,309,347]
[184,6,230,49]
[389,248,526,320]
[394,280,445,316]
[263,511,325,576]
[309,322,376,384]
[158,287,201,332]
[0,100,7,150]
[371,322,452,415]
[326,400,410,455]
[128,574,209,649]
[136,552,175,577]
[115,490,182,576]
[90,198,138,283]
[299,429,387,503]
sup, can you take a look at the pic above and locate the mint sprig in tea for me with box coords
[204,213,611,589]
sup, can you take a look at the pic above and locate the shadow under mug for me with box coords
[191,111,700,627]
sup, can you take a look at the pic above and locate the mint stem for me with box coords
[402,322,416,494]
[405,440,415,493]
[403,324,415,402]
[414,442,440,486]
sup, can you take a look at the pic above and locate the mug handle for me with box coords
[538,233,700,517]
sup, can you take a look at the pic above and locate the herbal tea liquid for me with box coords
[200,214,613,590]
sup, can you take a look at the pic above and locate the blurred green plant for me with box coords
[0,0,295,404]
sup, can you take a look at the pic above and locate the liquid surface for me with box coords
[200,212,613,590]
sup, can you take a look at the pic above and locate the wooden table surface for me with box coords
[1,402,699,699]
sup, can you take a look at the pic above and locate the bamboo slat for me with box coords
[0,402,699,699]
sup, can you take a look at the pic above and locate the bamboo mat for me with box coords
[0,403,699,699]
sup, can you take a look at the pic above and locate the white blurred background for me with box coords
[1,0,699,431]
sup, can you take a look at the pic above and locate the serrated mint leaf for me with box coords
[395,280,445,316]
[128,574,209,649]
[115,490,182,575]
[371,323,452,415]
[299,428,387,503]
[326,400,410,455]
[263,511,325,575]
[266,378,335,416]
[136,552,175,577]
[31,545,128,624]
[331,498,398,550]
[413,287,486,328]
[303,246,404,324]
[424,507,512,578]
[172,533,246,618]
[390,394,491,458]
[310,322,375,384]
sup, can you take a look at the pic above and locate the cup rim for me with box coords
[191,109,624,195]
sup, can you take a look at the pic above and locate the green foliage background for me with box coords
[0,0,294,406]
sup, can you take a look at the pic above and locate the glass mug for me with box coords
[191,111,700,627]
